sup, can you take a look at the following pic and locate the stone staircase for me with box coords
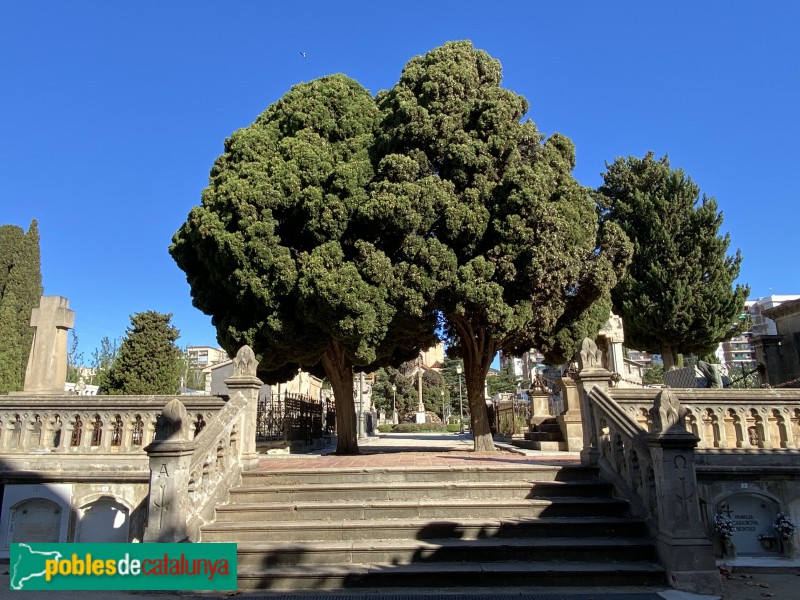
[201,464,665,590]
[512,417,567,451]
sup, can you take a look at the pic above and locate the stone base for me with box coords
[416,411,426,424]
[530,392,550,416]
[556,414,584,452]
[666,570,723,595]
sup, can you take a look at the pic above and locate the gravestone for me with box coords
[21,296,75,394]
[719,494,779,554]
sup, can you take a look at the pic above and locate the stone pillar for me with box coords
[573,338,613,466]
[751,335,783,386]
[598,312,625,378]
[645,389,720,595]
[20,296,75,394]
[556,376,584,451]
[143,398,194,543]
[224,346,263,470]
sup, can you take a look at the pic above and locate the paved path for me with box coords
[257,432,580,470]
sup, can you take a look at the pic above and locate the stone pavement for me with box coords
[256,432,580,470]
[4,432,799,599]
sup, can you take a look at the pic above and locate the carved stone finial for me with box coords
[233,345,257,377]
[650,389,686,434]
[576,337,604,370]
[531,373,548,393]
[155,398,191,441]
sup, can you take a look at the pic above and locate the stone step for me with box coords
[227,480,613,503]
[534,423,563,434]
[212,496,631,522]
[236,560,666,590]
[202,516,647,543]
[234,537,657,567]
[242,464,596,485]
[205,461,661,591]
[524,431,563,441]
[512,439,567,452]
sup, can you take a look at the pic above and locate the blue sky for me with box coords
[2,2,798,362]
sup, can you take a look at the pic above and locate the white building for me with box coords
[186,345,229,369]
[716,295,800,368]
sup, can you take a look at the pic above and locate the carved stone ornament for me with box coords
[233,345,258,377]
[577,337,604,370]
[156,398,191,442]
[650,389,686,434]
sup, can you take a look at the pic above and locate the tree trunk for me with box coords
[457,320,497,452]
[465,365,495,451]
[320,340,359,455]
[661,344,676,372]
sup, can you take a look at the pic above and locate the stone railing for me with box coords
[573,338,720,595]
[608,388,800,450]
[0,395,225,479]
[144,346,261,543]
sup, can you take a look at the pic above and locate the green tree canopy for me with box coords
[598,153,748,370]
[0,220,42,394]
[366,41,631,449]
[103,311,182,395]
[487,363,519,397]
[171,75,439,454]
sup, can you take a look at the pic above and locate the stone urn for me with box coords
[759,535,777,551]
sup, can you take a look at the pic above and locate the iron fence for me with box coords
[256,392,327,444]
[495,399,531,436]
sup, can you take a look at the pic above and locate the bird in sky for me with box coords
[300,52,307,58]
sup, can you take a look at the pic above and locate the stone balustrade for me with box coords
[573,338,720,595]
[0,395,225,456]
[609,388,800,450]
[144,346,262,543]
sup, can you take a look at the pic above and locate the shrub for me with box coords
[392,423,447,433]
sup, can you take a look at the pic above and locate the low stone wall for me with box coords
[609,388,800,450]
[0,394,225,555]
[0,395,225,465]
[601,387,800,559]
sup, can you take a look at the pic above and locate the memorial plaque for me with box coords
[719,494,779,554]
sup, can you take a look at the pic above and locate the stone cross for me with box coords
[22,296,75,394]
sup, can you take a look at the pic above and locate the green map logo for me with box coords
[10,543,237,591]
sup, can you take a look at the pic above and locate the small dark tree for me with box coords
[598,153,749,370]
[103,311,182,395]
[642,363,665,386]
[0,220,43,394]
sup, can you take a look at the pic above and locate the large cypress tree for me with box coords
[171,75,439,455]
[0,220,43,394]
[368,42,631,450]
[103,311,182,395]
[598,152,749,370]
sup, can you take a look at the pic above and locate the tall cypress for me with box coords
[598,153,748,370]
[0,220,43,394]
